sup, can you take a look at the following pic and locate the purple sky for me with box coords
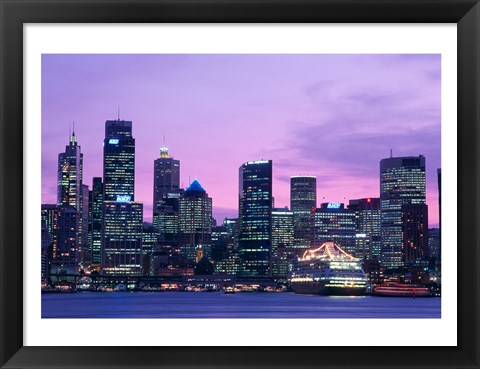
[42,54,441,226]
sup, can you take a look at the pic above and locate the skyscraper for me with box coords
[401,203,429,265]
[78,183,90,270]
[313,203,357,256]
[380,155,426,269]
[51,205,79,274]
[103,120,135,201]
[88,177,103,270]
[271,207,294,277]
[238,160,273,276]
[153,144,180,216]
[290,176,316,252]
[178,179,213,263]
[56,130,83,271]
[57,130,83,210]
[348,198,381,260]
[102,119,143,275]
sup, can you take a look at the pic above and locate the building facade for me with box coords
[401,203,429,265]
[290,176,316,253]
[313,203,357,256]
[178,179,213,263]
[153,145,180,216]
[271,207,294,277]
[88,177,103,270]
[348,197,381,260]
[238,160,273,276]
[380,155,426,269]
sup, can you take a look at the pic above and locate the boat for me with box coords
[288,242,367,296]
[373,283,432,297]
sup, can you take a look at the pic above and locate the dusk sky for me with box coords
[42,54,441,226]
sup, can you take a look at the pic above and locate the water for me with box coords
[42,292,441,319]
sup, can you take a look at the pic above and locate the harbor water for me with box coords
[42,292,441,319]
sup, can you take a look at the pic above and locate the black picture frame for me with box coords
[1,1,479,368]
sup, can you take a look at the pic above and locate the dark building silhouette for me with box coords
[380,155,426,269]
[88,177,103,270]
[290,176,316,253]
[238,160,273,276]
[401,203,429,265]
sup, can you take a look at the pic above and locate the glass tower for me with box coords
[178,180,213,263]
[290,176,316,252]
[153,145,180,216]
[348,198,381,260]
[238,160,273,276]
[102,119,143,275]
[271,207,294,277]
[380,155,426,269]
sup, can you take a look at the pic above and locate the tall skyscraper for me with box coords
[348,198,381,260]
[57,130,83,210]
[88,177,103,270]
[238,160,273,276]
[313,203,357,256]
[271,207,294,277]
[56,130,83,271]
[380,155,426,269]
[102,119,143,275]
[178,179,213,263]
[153,144,180,216]
[401,203,429,265]
[103,120,135,201]
[290,176,316,252]
[78,183,90,270]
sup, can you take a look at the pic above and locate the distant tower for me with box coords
[153,142,180,217]
[380,155,426,269]
[238,160,273,276]
[88,177,103,270]
[290,176,316,252]
[102,118,143,275]
[178,179,213,263]
[271,207,294,277]
[56,128,83,271]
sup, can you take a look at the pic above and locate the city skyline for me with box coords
[42,54,441,226]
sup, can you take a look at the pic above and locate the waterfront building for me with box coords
[41,204,57,240]
[401,203,429,265]
[78,183,90,270]
[51,205,79,274]
[178,179,213,263]
[271,207,294,277]
[102,200,143,275]
[380,155,426,269]
[41,219,52,284]
[428,228,440,263]
[290,176,316,252]
[313,203,357,256]
[102,118,143,275]
[88,177,103,270]
[238,160,273,276]
[348,198,381,260]
[142,222,158,275]
[153,191,183,248]
[153,144,180,216]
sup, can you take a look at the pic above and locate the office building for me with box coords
[271,207,294,277]
[153,191,183,248]
[178,179,213,263]
[153,144,180,216]
[290,176,316,252]
[88,177,103,270]
[380,155,426,269]
[102,118,143,275]
[51,205,79,274]
[313,203,357,256]
[401,203,429,265]
[238,160,273,276]
[57,130,83,210]
[78,183,90,270]
[348,198,381,260]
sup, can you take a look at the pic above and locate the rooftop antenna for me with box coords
[72,121,75,135]
[163,133,166,146]
[390,149,393,158]
[117,106,120,121]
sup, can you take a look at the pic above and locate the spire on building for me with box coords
[159,134,169,158]
[70,121,77,143]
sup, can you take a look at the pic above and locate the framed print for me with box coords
[1,0,479,368]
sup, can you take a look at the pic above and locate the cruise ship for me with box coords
[288,242,368,296]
